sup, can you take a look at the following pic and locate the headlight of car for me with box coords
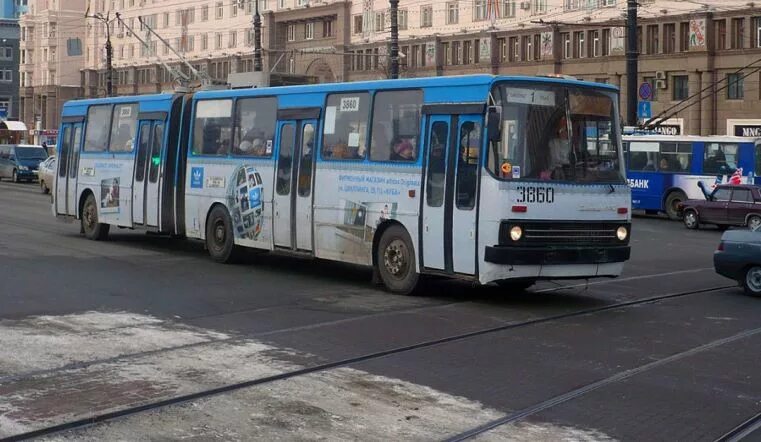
[616,226,628,241]
[18,165,28,171]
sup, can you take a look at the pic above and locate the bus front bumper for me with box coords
[484,245,631,266]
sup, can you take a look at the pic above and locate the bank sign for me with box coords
[651,125,681,135]
[734,125,761,137]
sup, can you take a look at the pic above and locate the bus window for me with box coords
[704,143,738,174]
[629,142,659,171]
[149,123,163,183]
[426,121,448,208]
[370,90,422,162]
[83,105,111,152]
[659,142,691,172]
[456,121,480,210]
[135,124,150,182]
[277,124,295,195]
[298,123,314,197]
[233,97,277,157]
[756,144,761,177]
[193,99,233,156]
[322,92,369,160]
[109,103,138,153]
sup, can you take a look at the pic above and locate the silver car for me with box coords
[38,156,56,194]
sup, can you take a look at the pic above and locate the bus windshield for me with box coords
[15,146,48,161]
[488,82,625,184]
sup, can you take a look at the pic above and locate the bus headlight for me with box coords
[616,226,628,241]
[510,226,523,241]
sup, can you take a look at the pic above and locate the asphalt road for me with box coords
[0,179,759,441]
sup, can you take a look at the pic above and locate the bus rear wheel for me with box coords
[665,191,687,220]
[81,194,110,240]
[375,225,419,295]
[206,205,241,263]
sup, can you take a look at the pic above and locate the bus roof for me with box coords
[623,134,760,143]
[193,74,619,102]
[61,93,177,117]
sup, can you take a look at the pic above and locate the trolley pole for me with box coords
[389,0,399,79]
[626,0,638,126]
[105,19,113,97]
[253,0,263,72]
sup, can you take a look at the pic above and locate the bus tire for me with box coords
[683,209,699,229]
[665,191,687,220]
[81,193,110,240]
[495,279,535,292]
[375,224,419,295]
[206,205,241,263]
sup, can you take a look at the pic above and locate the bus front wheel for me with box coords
[665,191,687,220]
[375,224,419,295]
[81,194,110,240]
[206,205,241,263]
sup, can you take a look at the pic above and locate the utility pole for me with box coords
[389,0,399,79]
[626,0,638,126]
[85,11,114,96]
[253,0,263,72]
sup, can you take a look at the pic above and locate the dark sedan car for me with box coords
[714,228,761,296]
[678,184,761,230]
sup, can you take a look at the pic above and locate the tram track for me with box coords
[1,284,734,442]
[715,412,761,442]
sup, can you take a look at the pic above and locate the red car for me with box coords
[678,184,761,230]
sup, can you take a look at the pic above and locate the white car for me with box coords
[38,156,56,194]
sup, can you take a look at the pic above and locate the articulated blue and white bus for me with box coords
[623,134,761,219]
[54,75,631,294]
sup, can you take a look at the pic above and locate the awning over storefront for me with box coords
[0,121,28,132]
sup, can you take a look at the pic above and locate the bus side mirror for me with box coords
[487,106,501,142]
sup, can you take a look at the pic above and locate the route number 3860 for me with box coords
[516,186,555,203]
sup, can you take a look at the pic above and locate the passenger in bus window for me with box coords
[544,117,571,180]
[659,158,670,171]
[391,136,414,161]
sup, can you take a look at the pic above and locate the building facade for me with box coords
[18,0,761,136]
[0,19,18,120]
[18,0,86,133]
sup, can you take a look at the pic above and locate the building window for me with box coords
[673,75,689,100]
[727,74,744,99]
[216,2,223,19]
[664,24,675,54]
[561,33,570,59]
[533,0,547,14]
[501,0,515,17]
[323,20,334,37]
[602,28,610,56]
[215,32,223,49]
[287,24,295,41]
[353,15,363,34]
[305,22,314,40]
[474,0,486,21]
[451,41,460,65]
[446,1,458,25]
[398,9,408,31]
[442,42,450,65]
[229,31,237,48]
[421,5,432,28]
[202,5,209,21]
[522,35,532,61]
[680,22,689,51]
[498,37,506,62]
[755,17,761,47]
[590,30,599,57]
[201,33,208,50]
[714,19,727,51]
[375,12,385,32]
[731,18,744,49]
[463,40,471,64]
[646,25,658,54]
[0,70,12,82]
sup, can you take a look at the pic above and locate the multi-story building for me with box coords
[0,0,27,20]
[0,16,18,121]
[344,0,761,136]
[20,0,761,136]
[18,0,86,133]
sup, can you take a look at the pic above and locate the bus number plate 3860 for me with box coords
[516,186,555,203]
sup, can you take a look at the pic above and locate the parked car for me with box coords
[678,184,761,230]
[38,156,56,194]
[714,226,761,296]
[0,144,49,182]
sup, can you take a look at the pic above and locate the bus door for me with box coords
[132,120,165,227]
[55,122,83,217]
[273,118,317,251]
[422,115,480,275]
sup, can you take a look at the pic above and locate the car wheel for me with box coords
[748,215,761,231]
[375,224,419,295]
[12,169,18,183]
[683,209,699,229]
[81,194,110,240]
[665,191,687,220]
[743,266,761,297]
[205,205,242,263]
